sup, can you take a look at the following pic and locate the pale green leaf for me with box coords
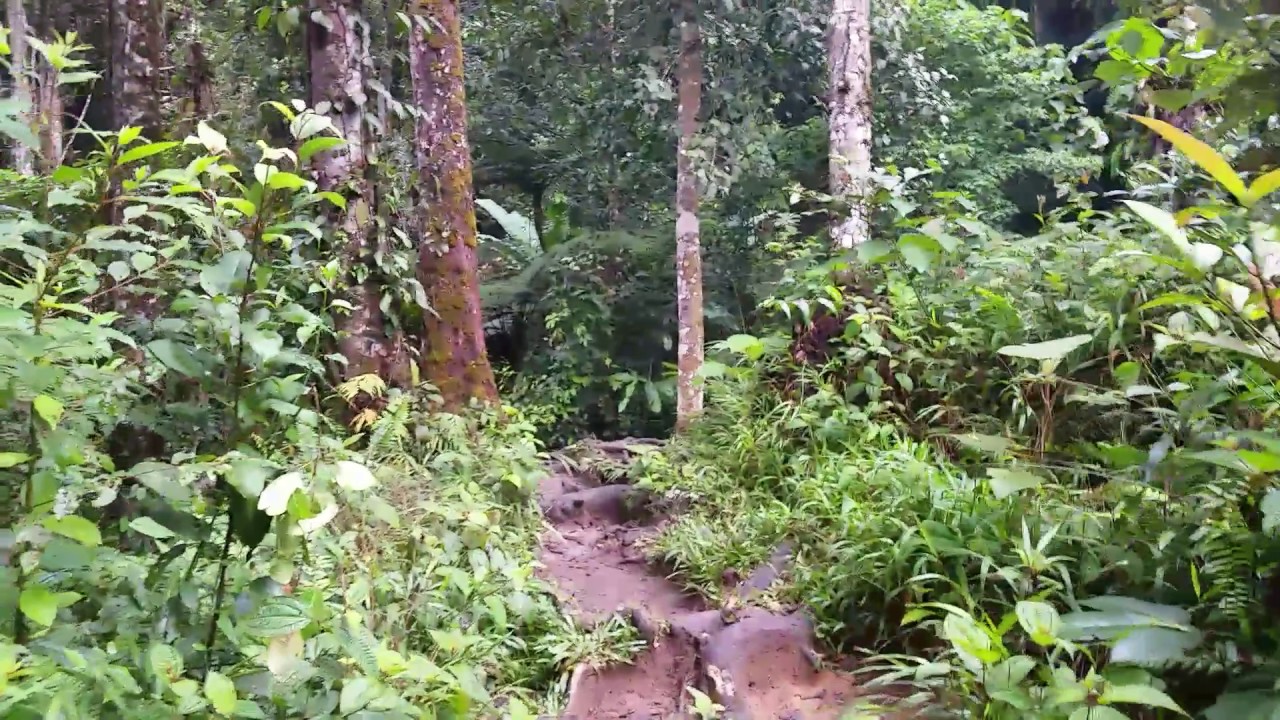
[32,394,64,428]
[19,584,58,627]
[997,334,1093,361]
[986,468,1045,499]
[42,516,102,547]
[298,136,345,164]
[129,517,176,539]
[258,471,304,516]
[118,141,180,165]
[0,451,30,468]
[204,671,237,716]
[1102,683,1188,715]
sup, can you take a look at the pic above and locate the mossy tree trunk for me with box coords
[307,0,394,381]
[674,0,704,432]
[828,0,872,250]
[408,0,499,408]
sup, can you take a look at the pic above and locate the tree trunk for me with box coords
[828,0,873,250]
[7,0,35,174]
[674,0,704,432]
[308,0,394,382]
[108,0,164,137]
[408,0,499,408]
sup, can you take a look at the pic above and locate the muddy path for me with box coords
[535,439,881,720]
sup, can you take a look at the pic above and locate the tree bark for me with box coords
[308,0,394,382]
[7,0,35,174]
[674,0,704,432]
[408,0,499,408]
[828,0,873,250]
[108,0,164,137]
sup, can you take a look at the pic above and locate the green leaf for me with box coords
[32,394,64,428]
[131,253,156,272]
[199,250,253,296]
[722,333,765,360]
[146,338,204,377]
[1127,114,1247,203]
[997,334,1092,361]
[339,676,375,714]
[1015,601,1061,646]
[226,457,278,499]
[149,644,183,679]
[1111,627,1202,666]
[266,171,310,191]
[1069,707,1128,720]
[129,517,176,539]
[949,433,1013,455]
[0,451,30,468]
[244,327,284,363]
[1102,684,1188,715]
[1121,200,1188,251]
[1111,18,1165,60]
[1149,89,1194,113]
[204,671,237,716]
[42,516,102,547]
[898,234,941,272]
[242,596,310,637]
[986,468,1045,499]
[298,136,345,164]
[117,141,180,165]
[986,656,1038,692]
[19,585,58,626]
[107,261,131,282]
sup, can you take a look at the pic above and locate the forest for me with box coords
[0,0,1279,717]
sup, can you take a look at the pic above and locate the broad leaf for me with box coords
[242,596,310,637]
[129,517,176,539]
[19,584,58,626]
[42,516,102,547]
[1127,114,1246,202]
[986,468,1045,499]
[1245,168,1280,206]
[1102,684,1187,715]
[204,671,237,715]
[997,335,1092,361]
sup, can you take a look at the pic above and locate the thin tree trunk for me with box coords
[674,0,704,432]
[408,0,499,408]
[308,0,394,381]
[7,0,35,174]
[828,0,873,250]
[108,0,164,137]
[34,62,62,168]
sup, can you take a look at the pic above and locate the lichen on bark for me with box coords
[674,0,705,432]
[307,0,401,382]
[408,0,499,408]
[828,0,873,250]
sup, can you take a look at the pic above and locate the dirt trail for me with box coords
[535,439,874,720]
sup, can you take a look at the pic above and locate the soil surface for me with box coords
[535,439,888,719]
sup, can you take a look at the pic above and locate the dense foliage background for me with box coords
[1,0,1279,717]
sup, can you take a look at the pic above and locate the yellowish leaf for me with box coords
[1127,114,1246,203]
[1246,168,1280,207]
